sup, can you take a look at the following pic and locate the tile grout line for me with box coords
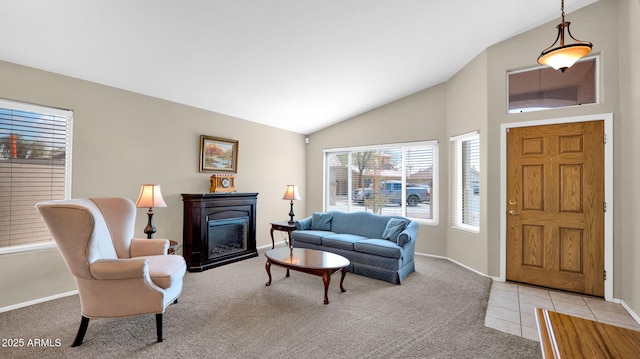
[487,281,640,341]
[516,284,523,336]
[582,296,597,319]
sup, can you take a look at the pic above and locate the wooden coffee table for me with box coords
[265,247,350,304]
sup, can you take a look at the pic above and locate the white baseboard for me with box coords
[0,243,283,313]
[258,241,289,250]
[415,251,640,326]
[0,290,78,314]
[415,252,490,278]
[5,252,640,326]
[620,299,640,325]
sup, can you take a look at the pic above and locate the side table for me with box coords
[270,221,297,249]
[168,240,179,255]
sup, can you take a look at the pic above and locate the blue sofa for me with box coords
[292,211,418,284]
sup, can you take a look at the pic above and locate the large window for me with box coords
[451,131,479,233]
[0,99,73,253]
[325,141,438,223]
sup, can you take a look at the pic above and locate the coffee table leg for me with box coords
[322,271,331,304]
[339,267,347,292]
[265,259,272,286]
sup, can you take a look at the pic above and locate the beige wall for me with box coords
[0,248,74,307]
[305,84,449,256]
[486,0,620,286]
[3,0,640,319]
[617,0,640,315]
[445,51,489,273]
[0,60,306,309]
[307,0,640,316]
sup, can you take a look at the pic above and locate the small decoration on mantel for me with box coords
[210,174,236,193]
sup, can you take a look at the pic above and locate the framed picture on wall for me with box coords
[199,135,238,173]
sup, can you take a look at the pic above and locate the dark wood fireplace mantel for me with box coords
[182,193,258,272]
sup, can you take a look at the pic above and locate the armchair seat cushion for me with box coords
[143,255,187,289]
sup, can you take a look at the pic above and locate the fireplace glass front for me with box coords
[207,216,248,260]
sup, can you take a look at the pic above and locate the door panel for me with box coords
[506,121,604,297]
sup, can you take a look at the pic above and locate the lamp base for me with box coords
[288,200,295,224]
[144,209,156,239]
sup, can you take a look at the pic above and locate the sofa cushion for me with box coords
[311,212,332,231]
[382,218,408,244]
[330,211,388,238]
[354,239,403,259]
[322,234,368,251]
[292,230,335,245]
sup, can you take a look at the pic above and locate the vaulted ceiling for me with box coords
[0,0,597,134]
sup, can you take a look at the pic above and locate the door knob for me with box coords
[508,210,520,216]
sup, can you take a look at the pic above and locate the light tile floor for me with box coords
[484,281,640,341]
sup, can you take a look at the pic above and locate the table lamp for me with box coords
[135,184,167,238]
[282,185,301,224]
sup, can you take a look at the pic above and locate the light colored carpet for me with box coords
[0,251,540,358]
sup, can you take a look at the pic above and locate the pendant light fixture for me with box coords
[537,0,593,72]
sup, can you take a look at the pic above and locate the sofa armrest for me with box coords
[130,238,169,257]
[295,216,312,230]
[90,258,149,280]
[398,220,419,246]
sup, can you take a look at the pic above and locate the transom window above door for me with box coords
[508,57,597,114]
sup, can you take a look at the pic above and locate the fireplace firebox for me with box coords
[182,193,258,272]
[208,216,248,259]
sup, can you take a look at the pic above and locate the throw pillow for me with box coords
[382,218,408,244]
[311,212,332,231]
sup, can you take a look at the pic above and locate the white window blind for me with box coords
[451,131,480,232]
[405,145,438,222]
[0,99,72,252]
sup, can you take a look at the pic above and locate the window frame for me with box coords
[0,99,73,254]
[450,131,480,233]
[323,140,439,225]
[507,56,599,114]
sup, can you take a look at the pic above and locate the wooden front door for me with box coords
[506,121,604,297]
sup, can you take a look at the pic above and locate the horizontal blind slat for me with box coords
[1,102,71,249]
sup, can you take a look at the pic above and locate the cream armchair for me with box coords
[36,197,186,347]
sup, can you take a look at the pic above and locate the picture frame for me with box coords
[199,135,238,173]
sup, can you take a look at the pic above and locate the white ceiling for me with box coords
[0,0,597,135]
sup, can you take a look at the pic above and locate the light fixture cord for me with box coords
[561,0,565,22]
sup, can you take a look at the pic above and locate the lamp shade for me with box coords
[537,1,592,73]
[282,185,301,201]
[135,184,167,208]
[537,43,592,72]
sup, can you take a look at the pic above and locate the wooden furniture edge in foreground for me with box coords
[534,307,640,358]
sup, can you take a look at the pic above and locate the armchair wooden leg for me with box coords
[155,314,163,342]
[71,316,90,347]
